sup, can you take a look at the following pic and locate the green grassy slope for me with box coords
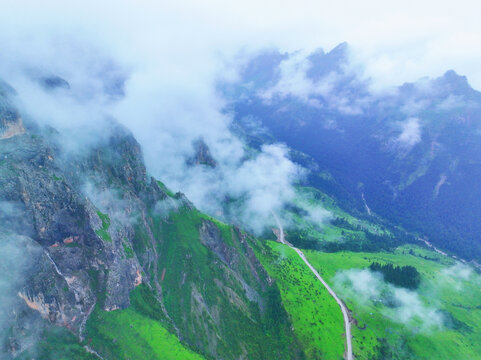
[124,186,303,360]
[86,291,204,359]
[150,206,299,359]
[85,284,204,359]
[305,246,481,360]
[88,308,202,360]
[254,240,345,360]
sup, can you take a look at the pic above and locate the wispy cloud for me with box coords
[436,94,465,111]
[334,268,443,331]
[258,51,334,102]
[397,117,422,148]
[0,234,42,356]
[255,49,368,115]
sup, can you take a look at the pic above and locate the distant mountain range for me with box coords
[224,43,481,263]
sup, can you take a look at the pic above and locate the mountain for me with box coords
[2,51,481,360]
[225,44,481,263]
[0,80,303,359]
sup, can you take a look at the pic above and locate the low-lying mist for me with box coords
[334,268,444,331]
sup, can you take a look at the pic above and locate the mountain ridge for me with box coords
[225,43,481,262]
[0,79,303,359]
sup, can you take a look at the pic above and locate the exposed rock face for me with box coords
[0,117,25,139]
[0,80,165,338]
[0,78,301,360]
[38,75,71,91]
[0,83,24,140]
[187,137,217,167]
[199,220,233,265]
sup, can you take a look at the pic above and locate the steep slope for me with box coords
[254,233,346,360]
[0,79,303,359]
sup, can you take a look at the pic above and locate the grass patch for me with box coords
[156,180,176,197]
[141,205,300,359]
[85,285,204,360]
[96,210,112,242]
[304,246,481,360]
[255,240,345,359]
[122,240,134,259]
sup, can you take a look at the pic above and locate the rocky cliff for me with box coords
[0,79,302,359]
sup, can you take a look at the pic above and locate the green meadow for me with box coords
[305,245,481,360]
[85,285,204,360]
[255,240,345,360]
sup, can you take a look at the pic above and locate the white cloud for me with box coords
[83,183,139,226]
[436,94,465,111]
[390,287,442,328]
[397,117,422,147]
[0,234,42,353]
[257,51,367,114]
[401,98,431,116]
[228,144,302,231]
[259,51,334,102]
[0,4,307,234]
[334,269,383,304]
[334,268,443,331]
[441,262,473,281]
[177,143,303,233]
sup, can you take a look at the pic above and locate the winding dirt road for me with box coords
[273,214,353,360]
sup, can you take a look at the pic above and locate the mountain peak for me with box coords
[39,75,71,91]
[436,69,472,93]
[330,42,349,56]
[306,42,350,81]
[187,137,217,168]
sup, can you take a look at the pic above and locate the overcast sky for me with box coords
[2,0,481,89]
